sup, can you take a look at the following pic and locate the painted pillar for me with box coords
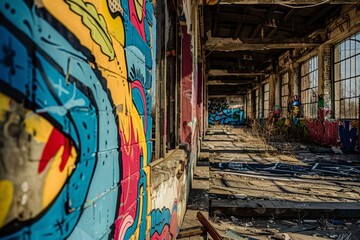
[258,83,263,118]
[321,44,332,111]
[292,62,300,98]
[275,74,281,108]
[318,44,332,120]
[181,26,193,144]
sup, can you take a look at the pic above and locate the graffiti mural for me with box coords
[291,95,302,125]
[306,119,338,146]
[150,203,178,239]
[0,0,176,239]
[339,121,358,151]
[208,97,244,126]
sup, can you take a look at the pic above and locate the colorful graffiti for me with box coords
[150,203,178,239]
[339,121,358,151]
[306,119,338,146]
[291,95,302,125]
[0,0,177,239]
[306,95,357,151]
[268,105,282,124]
[208,97,244,126]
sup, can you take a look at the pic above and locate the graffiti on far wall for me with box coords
[208,97,244,126]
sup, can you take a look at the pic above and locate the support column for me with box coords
[292,62,300,98]
[321,44,332,112]
[275,74,281,108]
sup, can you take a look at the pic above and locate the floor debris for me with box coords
[179,126,360,239]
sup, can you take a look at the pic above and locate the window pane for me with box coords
[300,56,318,118]
[351,77,356,97]
[341,42,345,60]
[345,58,351,79]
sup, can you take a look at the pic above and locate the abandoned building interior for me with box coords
[0,0,360,239]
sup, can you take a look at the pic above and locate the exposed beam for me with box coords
[214,13,266,25]
[204,0,359,4]
[208,69,268,76]
[205,41,320,51]
[212,5,221,37]
[207,51,273,63]
[251,5,277,39]
[266,9,294,39]
[308,5,336,25]
[208,80,255,85]
[233,23,242,40]
[239,37,321,44]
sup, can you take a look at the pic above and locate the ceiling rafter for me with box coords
[251,5,277,39]
[266,9,294,39]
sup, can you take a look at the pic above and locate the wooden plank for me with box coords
[211,199,360,219]
[197,211,223,240]
[178,227,204,238]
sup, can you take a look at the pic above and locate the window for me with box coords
[334,32,360,119]
[281,72,289,117]
[263,83,270,118]
[300,56,318,118]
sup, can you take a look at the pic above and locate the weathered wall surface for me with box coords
[181,27,193,144]
[0,0,181,239]
[208,97,245,126]
[306,119,358,151]
[150,149,190,240]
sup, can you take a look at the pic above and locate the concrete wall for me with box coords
[150,148,190,239]
[0,0,184,239]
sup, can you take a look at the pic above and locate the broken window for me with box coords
[263,83,270,118]
[300,56,318,119]
[281,72,289,118]
[334,32,360,119]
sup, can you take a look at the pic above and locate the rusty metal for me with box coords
[196,211,223,240]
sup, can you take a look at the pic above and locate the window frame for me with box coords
[281,72,289,118]
[263,82,270,118]
[334,32,360,120]
[300,55,319,119]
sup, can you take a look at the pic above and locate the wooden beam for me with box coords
[232,22,242,40]
[266,9,294,39]
[208,69,268,76]
[205,41,320,51]
[211,199,360,219]
[214,13,265,25]
[208,80,256,85]
[207,51,273,63]
[177,227,205,238]
[197,212,223,240]
[212,5,221,37]
[204,0,359,4]
[251,5,277,39]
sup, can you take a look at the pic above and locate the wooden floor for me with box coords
[179,126,360,239]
